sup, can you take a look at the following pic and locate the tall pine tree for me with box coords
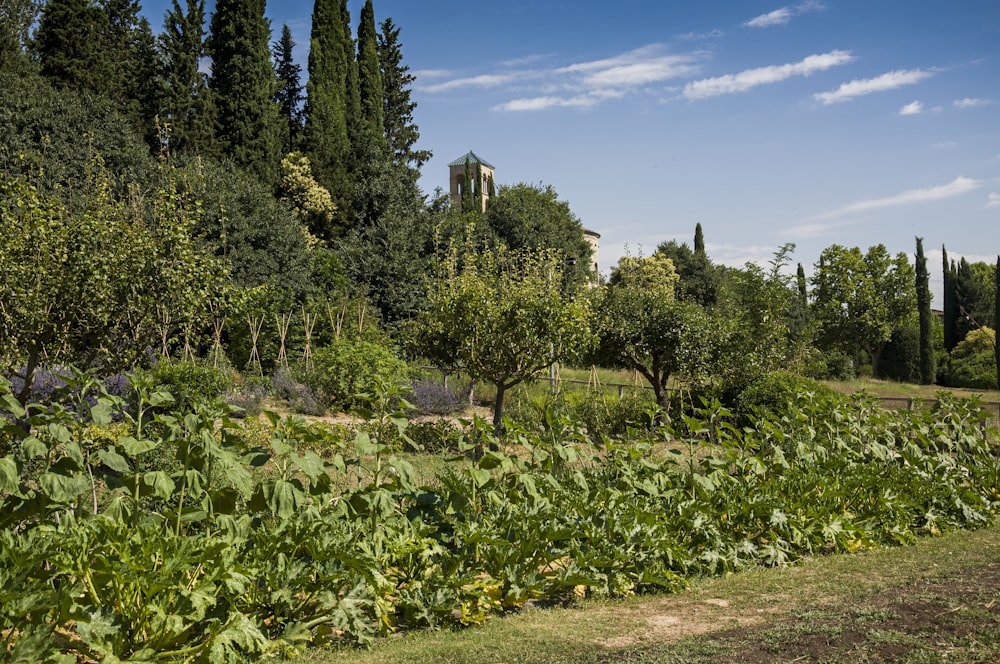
[160,0,217,158]
[304,0,354,236]
[208,0,281,185]
[273,23,304,155]
[915,237,935,384]
[377,17,430,169]
[694,222,705,256]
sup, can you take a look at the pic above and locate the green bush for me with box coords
[803,349,856,381]
[938,352,998,390]
[880,326,920,383]
[300,339,411,413]
[135,360,231,411]
[734,371,837,424]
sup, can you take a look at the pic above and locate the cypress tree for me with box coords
[796,263,807,301]
[273,23,304,155]
[694,222,705,256]
[34,0,110,93]
[995,256,999,391]
[955,257,983,341]
[356,0,383,148]
[208,0,281,185]
[377,17,430,169]
[304,0,354,235]
[942,246,958,352]
[914,237,935,384]
[159,0,216,158]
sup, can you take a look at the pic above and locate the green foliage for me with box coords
[812,244,916,378]
[159,0,217,159]
[1,369,998,660]
[939,351,998,390]
[135,360,232,412]
[415,245,594,430]
[278,151,337,241]
[356,0,384,148]
[304,0,354,232]
[378,17,430,169]
[208,0,281,186]
[655,238,720,306]
[300,339,411,413]
[0,161,228,402]
[915,237,935,384]
[173,157,313,298]
[485,183,594,284]
[273,23,304,155]
[732,371,836,424]
[598,253,712,411]
[879,326,921,383]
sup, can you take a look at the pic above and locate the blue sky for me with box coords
[139,1,1000,302]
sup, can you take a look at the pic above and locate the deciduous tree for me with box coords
[598,253,712,414]
[811,244,916,378]
[416,246,593,431]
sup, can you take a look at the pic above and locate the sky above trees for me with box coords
[139,0,1000,302]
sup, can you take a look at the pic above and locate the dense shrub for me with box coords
[404,419,465,454]
[880,326,921,383]
[803,349,856,381]
[938,352,998,390]
[135,360,231,411]
[733,371,837,424]
[300,339,411,413]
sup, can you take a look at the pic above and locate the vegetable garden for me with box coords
[2,372,997,662]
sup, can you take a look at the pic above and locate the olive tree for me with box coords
[415,246,593,431]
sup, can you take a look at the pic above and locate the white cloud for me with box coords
[580,56,701,88]
[421,73,521,93]
[746,8,793,28]
[683,50,854,100]
[816,176,982,219]
[988,192,1000,208]
[899,101,924,115]
[814,69,933,105]
[955,97,989,108]
[745,1,825,28]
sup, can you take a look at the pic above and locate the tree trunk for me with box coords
[492,382,506,434]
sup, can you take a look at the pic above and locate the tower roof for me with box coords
[448,151,494,169]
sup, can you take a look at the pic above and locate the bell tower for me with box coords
[448,151,494,212]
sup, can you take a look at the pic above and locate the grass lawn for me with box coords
[296,524,1000,664]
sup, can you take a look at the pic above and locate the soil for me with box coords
[594,562,1000,663]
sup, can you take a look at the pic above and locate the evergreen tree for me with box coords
[915,237,935,384]
[159,0,216,157]
[356,0,383,148]
[273,23,304,154]
[304,0,354,235]
[1,0,39,69]
[943,246,959,351]
[694,222,705,255]
[34,0,109,93]
[796,262,807,301]
[461,157,475,213]
[956,256,984,341]
[995,256,999,391]
[377,17,430,169]
[208,0,281,185]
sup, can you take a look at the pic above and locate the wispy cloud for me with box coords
[683,50,853,100]
[424,44,705,112]
[814,69,933,105]
[745,1,825,28]
[421,73,523,93]
[955,97,989,108]
[988,192,1000,208]
[899,101,924,115]
[816,176,982,219]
